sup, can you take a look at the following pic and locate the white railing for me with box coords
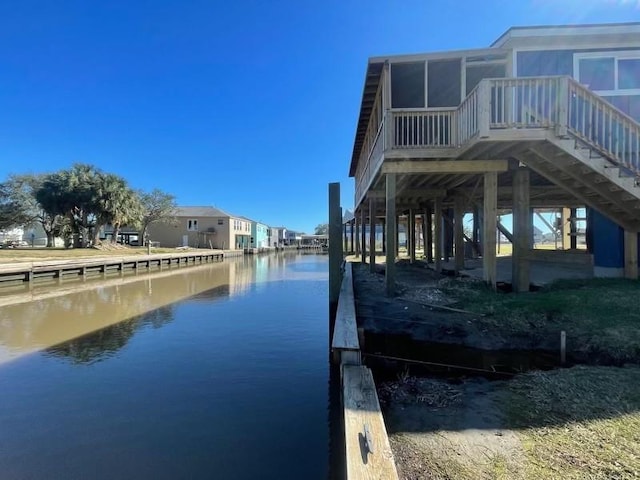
[567,78,640,173]
[487,76,564,128]
[458,84,479,144]
[390,109,457,148]
[355,115,386,204]
[354,76,640,205]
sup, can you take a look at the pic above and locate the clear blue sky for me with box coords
[0,1,638,233]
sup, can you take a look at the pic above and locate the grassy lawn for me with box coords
[440,277,640,364]
[0,247,215,263]
[504,366,640,479]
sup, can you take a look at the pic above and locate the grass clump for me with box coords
[503,366,640,479]
[440,277,640,364]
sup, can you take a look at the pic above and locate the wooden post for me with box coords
[328,183,342,325]
[369,197,376,272]
[472,205,480,257]
[361,208,367,264]
[444,208,454,262]
[561,208,572,250]
[355,214,360,256]
[560,330,567,365]
[483,172,497,289]
[386,174,397,296]
[570,207,578,250]
[395,215,400,257]
[624,230,638,279]
[409,208,416,263]
[512,168,531,292]
[434,198,443,273]
[426,206,433,263]
[343,222,348,253]
[350,219,355,254]
[454,196,465,273]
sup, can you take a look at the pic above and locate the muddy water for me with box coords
[0,253,329,480]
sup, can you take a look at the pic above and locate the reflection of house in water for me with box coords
[0,262,239,363]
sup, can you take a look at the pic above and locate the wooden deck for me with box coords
[343,365,399,480]
[331,262,361,366]
[0,251,224,285]
[331,261,399,479]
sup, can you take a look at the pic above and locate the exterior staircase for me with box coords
[356,75,640,231]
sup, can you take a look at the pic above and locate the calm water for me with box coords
[0,253,329,480]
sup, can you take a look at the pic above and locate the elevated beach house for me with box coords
[147,206,251,250]
[350,22,640,293]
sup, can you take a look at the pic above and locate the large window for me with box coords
[391,62,425,108]
[575,52,640,95]
[427,59,461,107]
[187,219,198,231]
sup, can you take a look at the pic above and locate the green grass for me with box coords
[503,366,640,479]
[440,277,640,364]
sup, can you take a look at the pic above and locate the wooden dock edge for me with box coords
[331,261,400,480]
[343,365,399,480]
[0,250,225,285]
[331,262,361,367]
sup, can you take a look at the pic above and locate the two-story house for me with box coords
[350,22,640,293]
[148,206,251,250]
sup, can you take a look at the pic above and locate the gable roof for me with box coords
[175,206,232,217]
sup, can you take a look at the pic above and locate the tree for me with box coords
[139,189,177,244]
[314,223,329,235]
[0,182,31,231]
[94,172,143,245]
[3,174,67,247]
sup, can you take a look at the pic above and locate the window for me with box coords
[217,219,224,225]
[391,62,425,108]
[427,59,461,107]
[575,51,640,95]
[187,219,198,231]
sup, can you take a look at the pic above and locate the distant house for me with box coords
[285,230,303,246]
[269,226,287,247]
[241,217,270,249]
[147,206,251,250]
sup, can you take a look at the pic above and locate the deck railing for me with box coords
[567,78,640,173]
[355,75,640,205]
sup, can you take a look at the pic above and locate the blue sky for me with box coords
[0,1,638,233]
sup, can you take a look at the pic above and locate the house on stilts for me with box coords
[349,22,640,293]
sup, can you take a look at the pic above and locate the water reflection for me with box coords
[46,305,175,365]
[0,258,253,364]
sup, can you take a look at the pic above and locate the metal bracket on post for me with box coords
[363,423,374,455]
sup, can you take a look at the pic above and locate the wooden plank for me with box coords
[369,198,376,272]
[331,263,360,353]
[343,365,399,480]
[525,249,593,265]
[366,189,446,199]
[381,159,508,174]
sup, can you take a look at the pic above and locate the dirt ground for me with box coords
[351,259,640,479]
[378,376,524,479]
[353,259,556,352]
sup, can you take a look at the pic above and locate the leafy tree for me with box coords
[94,173,143,245]
[3,174,67,247]
[36,164,140,247]
[314,223,329,235]
[0,182,31,231]
[139,189,177,244]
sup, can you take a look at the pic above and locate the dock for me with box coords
[331,262,399,480]
[0,251,224,286]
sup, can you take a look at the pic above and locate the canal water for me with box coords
[0,253,329,479]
